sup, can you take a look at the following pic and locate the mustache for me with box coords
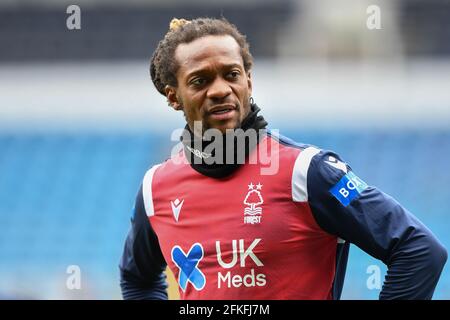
[205,101,240,113]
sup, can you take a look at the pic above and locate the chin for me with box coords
[218,120,241,133]
[205,117,239,132]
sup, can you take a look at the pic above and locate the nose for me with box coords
[206,77,232,100]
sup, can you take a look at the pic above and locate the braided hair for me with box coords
[150,17,253,96]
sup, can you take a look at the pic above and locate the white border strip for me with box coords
[292,146,320,202]
[142,164,161,217]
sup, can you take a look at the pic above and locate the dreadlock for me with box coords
[150,17,253,96]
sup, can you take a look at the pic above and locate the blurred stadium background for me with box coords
[0,0,449,299]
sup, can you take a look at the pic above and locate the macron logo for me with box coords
[171,198,184,222]
[325,156,348,173]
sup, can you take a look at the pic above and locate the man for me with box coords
[119,17,447,299]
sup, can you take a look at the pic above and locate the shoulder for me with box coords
[140,148,191,216]
[267,130,352,202]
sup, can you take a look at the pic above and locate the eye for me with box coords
[190,77,206,87]
[227,70,240,80]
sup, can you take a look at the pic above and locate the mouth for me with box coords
[208,104,237,121]
[209,104,237,114]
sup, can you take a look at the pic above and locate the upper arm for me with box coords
[119,165,168,297]
[295,147,446,265]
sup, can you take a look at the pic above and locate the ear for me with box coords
[246,71,253,96]
[165,85,183,111]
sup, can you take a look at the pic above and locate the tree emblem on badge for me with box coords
[243,183,264,224]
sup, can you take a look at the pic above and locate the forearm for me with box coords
[120,271,168,300]
[305,149,447,300]
[380,231,447,299]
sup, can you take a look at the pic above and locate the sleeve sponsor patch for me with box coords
[329,171,368,206]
